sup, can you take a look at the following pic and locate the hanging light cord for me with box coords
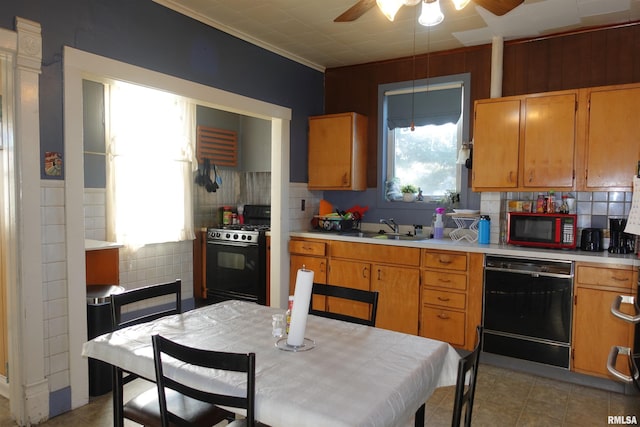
[410,5,417,131]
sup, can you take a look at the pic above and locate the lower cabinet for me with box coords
[572,262,637,378]
[420,249,483,351]
[289,238,328,311]
[322,240,421,334]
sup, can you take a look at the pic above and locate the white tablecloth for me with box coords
[82,300,460,427]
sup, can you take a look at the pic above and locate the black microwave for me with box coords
[507,212,577,249]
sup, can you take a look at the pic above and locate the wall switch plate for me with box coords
[301,199,306,211]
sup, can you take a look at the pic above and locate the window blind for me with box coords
[386,85,462,129]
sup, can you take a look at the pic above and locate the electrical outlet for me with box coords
[301,199,306,211]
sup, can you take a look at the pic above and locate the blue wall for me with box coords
[2,0,324,182]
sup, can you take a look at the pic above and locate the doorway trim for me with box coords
[63,46,291,408]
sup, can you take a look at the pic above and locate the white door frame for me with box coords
[63,46,291,408]
[2,18,49,425]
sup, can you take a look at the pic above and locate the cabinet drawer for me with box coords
[422,270,467,291]
[289,240,326,256]
[423,251,467,271]
[423,289,466,309]
[576,264,636,290]
[421,307,465,347]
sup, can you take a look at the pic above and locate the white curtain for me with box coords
[106,81,196,249]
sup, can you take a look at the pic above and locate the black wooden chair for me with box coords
[152,334,264,427]
[451,325,483,427]
[414,325,483,427]
[109,280,231,427]
[309,283,379,326]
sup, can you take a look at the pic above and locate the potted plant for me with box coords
[400,184,418,202]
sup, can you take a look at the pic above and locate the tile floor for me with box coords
[0,363,639,426]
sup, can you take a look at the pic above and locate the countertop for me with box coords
[85,239,124,251]
[290,231,640,267]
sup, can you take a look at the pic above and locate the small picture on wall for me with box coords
[45,152,62,176]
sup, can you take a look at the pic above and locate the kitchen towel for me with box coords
[287,268,314,347]
[625,176,640,236]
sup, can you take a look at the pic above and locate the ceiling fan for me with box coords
[334,0,524,22]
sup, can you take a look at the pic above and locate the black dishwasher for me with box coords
[483,255,574,368]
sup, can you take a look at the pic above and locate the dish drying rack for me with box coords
[447,213,480,242]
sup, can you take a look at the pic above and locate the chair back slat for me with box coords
[152,334,257,427]
[451,325,483,427]
[309,283,379,327]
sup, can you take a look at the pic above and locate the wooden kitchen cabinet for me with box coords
[581,83,640,191]
[329,241,421,334]
[371,264,420,335]
[472,91,576,191]
[472,98,520,189]
[308,112,367,191]
[573,262,637,379]
[86,248,119,285]
[420,249,483,351]
[327,258,373,322]
[289,238,328,310]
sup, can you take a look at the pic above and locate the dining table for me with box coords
[82,299,461,427]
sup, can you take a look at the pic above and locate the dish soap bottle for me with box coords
[434,207,445,239]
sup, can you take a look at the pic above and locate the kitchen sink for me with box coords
[338,231,430,241]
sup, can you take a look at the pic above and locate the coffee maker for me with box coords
[608,218,634,254]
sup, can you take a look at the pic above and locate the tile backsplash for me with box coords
[481,190,634,244]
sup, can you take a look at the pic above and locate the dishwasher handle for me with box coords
[611,295,640,323]
[485,266,572,279]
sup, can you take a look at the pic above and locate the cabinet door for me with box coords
[327,258,371,320]
[371,265,420,335]
[522,93,576,188]
[308,113,367,191]
[472,99,521,190]
[290,255,327,310]
[586,86,640,189]
[573,287,635,378]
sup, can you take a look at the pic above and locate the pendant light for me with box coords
[451,0,471,10]
[377,0,422,21]
[419,0,444,27]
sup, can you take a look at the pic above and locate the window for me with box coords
[106,81,196,248]
[379,74,470,204]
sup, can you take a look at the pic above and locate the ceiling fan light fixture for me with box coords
[376,0,405,21]
[451,0,471,10]
[418,0,444,27]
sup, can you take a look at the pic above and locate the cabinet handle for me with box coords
[377,269,382,281]
[612,276,629,282]
[528,170,534,183]
[362,267,369,279]
[437,312,450,320]
[320,262,325,273]
[509,171,514,183]
[438,278,451,283]
[437,296,450,302]
[438,258,452,265]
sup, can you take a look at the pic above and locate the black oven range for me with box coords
[205,205,270,305]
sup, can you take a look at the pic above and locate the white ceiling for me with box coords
[154,0,640,71]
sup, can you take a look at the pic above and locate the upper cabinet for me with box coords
[580,84,640,191]
[474,83,640,192]
[308,112,367,191]
[472,99,521,189]
[472,90,577,192]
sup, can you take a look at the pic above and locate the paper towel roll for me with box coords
[286,268,314,347]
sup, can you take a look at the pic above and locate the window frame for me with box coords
[377,73,471,210]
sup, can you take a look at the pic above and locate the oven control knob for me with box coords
[233,234,239,239]
[226,233,231,239]
[247,235,252,241]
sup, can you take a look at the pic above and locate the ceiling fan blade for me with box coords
[334,0,378,22]
[474,0,524,16]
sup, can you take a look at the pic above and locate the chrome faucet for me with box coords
[379,218,399,234]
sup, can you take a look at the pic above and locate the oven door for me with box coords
[206,240,266,305]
